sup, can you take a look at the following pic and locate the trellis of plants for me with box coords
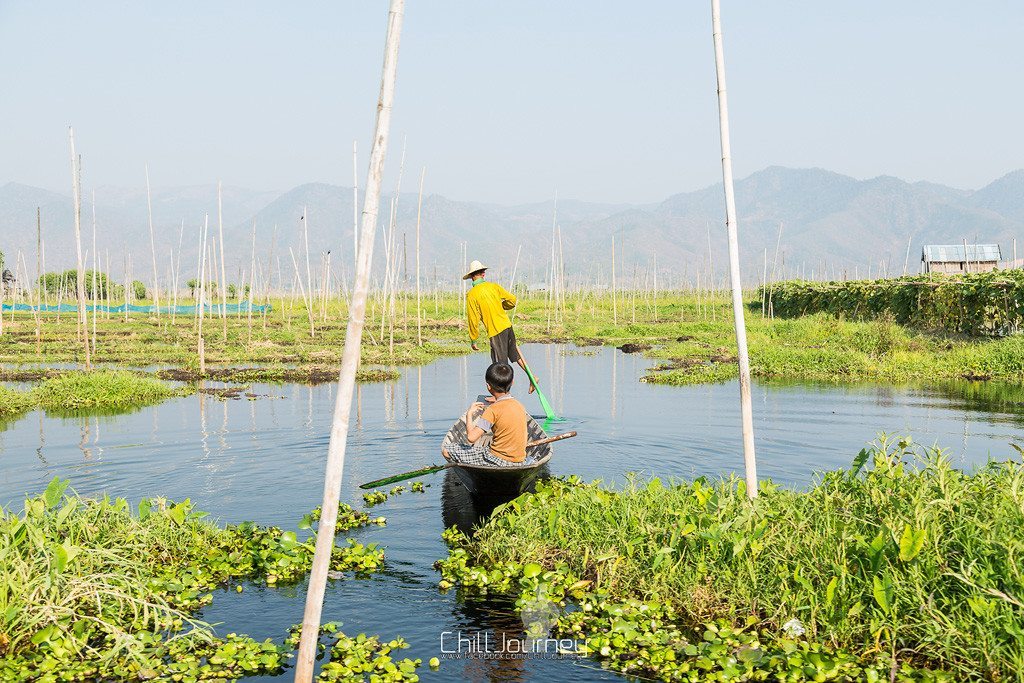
[761,270,1024,336]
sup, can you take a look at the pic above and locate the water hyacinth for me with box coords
[0,479,391,681]
[435,437,1022,680]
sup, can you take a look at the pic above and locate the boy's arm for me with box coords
[465,402,490,443]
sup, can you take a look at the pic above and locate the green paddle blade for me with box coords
[522,363,559,421]
[359,464,446,489]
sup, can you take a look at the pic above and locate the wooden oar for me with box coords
[358,431,577,489]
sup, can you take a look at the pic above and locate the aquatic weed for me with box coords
[438,438,1022,680]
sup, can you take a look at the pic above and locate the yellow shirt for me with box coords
[466,281,517,342]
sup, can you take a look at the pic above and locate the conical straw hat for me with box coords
[463,259,488,280]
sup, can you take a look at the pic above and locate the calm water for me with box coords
[3,344,1024,681]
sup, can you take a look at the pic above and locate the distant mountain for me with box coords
[2,166,1023,287]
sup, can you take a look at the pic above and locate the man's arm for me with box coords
[466,296,482,350]
[497,284,517,308]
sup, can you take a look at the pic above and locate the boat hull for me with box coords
[440,403,553,501]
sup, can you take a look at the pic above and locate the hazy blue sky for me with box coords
[1,1,1021,204]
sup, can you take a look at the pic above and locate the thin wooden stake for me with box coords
[711,0,757,498]
[294,1,405,677]
[35,207,42,351]
[91,191,98,355]
[145,164,161,314]
[218,182,228,339]
[415,166,425,346]
[197,216,209,375]
[68,128,90,369]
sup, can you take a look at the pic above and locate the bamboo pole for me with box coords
[218,182,228,339]
[173,219,185,324]
[711,0,756,498]
[197,216,209,374]
[294,1,405,677]
[247,219,257,344]
[91,191,98,355]
[353,141,359,271]
[35,207,42,350]
[302,207,315,337]
[767,221,783,318]
[68,127,90,369]
[761,247,767,317]
[415,166,425,346]
[606,236,614,327]
[145,164,161,315]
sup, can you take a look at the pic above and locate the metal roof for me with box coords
[922,244,1001,262]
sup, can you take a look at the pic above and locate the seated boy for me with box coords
[442,363,530,468]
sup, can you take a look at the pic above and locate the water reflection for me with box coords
[3,346,1024,682]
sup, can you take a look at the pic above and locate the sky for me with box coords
[1,1,1022,205]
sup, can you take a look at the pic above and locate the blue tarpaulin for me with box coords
[1,301,271,314]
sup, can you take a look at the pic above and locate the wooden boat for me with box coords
[440,405,553,500]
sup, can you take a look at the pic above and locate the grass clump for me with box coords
[438,437,1024,681]
[0,479,388,681]
[0,385,34,419]
[32,370,179,410]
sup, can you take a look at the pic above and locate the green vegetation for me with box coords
[282,626,422,682]
[4,287,1024,389]
[0,385,35,419]
[31,370,178,410]
[437,438,1023,681]
[0,370,183,423]
[762,271,1024,336]
[38,270,115,298]
[0,478,412,682]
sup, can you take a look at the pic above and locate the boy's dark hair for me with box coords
[485,362,514,393]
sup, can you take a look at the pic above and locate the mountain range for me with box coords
[2,166,1023,288]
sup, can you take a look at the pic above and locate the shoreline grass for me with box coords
[437,437,1023,681]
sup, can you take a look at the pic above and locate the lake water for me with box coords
[2,344,1023,681]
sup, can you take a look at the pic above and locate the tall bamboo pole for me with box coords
[301,208,315,337]
[91,191,98,355]
[294,1,405,677]
[353,141,359,270]
[68,127,90,369]
[611,236,617,326]
[247,219,257,344]
[218,182,228,339]
[35,207,42,351]
[145,164,160,314]
[415,166,425,346]
[197,216,209,374]
[711,0,756,498]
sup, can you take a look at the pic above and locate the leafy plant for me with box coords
[439,438,1024,680]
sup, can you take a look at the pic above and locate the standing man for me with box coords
[464,259,536,393]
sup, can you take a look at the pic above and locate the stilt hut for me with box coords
[922,244,1001,274]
